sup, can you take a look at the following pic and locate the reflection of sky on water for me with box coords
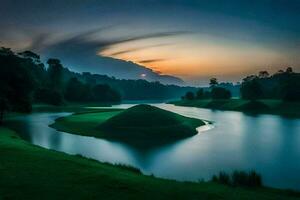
[9,104,300,190]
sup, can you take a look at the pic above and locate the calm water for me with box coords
[8,103,300,190]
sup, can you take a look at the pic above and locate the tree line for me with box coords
[0,47,121,123]
[240,68,299,101]
[183,67,300,102]
[182,78,232,100]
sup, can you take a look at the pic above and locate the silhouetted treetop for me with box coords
[209,78,218,87]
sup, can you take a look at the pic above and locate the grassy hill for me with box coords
[51,105,205,147]
[0,127,299,200]
[98,104,205,140]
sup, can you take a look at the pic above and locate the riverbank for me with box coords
[0,126,299,200]
[170,99,300,117]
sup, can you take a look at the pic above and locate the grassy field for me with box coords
[0,126,299,200]
[170,99,300,117]
[51,105,205,147]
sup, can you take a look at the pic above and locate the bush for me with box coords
[232,170,248,186]
[212,171,230,185]
[184,92,195,100]
[247,170,262,187]
[211,87,231,99]
[211,170,262,187]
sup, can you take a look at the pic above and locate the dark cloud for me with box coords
[32,27,189,54]
[108,43,172,56]
[138,59,167,64]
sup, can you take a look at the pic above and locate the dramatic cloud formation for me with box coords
[35,28,185,85]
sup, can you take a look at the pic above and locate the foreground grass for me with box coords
[0,127,299,200]
[170,99,300,117]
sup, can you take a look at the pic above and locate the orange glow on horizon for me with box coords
[99,35,293,81]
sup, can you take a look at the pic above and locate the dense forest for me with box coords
[240,68,300,101]
[61,69,197,100]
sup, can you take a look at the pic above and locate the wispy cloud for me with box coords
[31,27,189,54]
[138,59,167,64]
[108,43,171,56]
[105,31,189,47]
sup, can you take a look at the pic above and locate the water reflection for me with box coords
[7,103,300,190]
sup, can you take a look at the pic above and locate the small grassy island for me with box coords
[99,104,205,140]
[51,105,205,146]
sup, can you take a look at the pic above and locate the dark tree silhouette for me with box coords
[65,78,92,102]
[34,88,64,105]
[0,52,34,123]
[211,87,231,99]
[258,71,269,78]
[286,67,293,74]
[47,58,63,91]
[240,78,263,100]
[18,51,41,63]
[184,91,195,100]
[209,78,218,88]
[196,89,204,99]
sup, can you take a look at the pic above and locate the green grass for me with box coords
[170,99,300,117]
[99,104,205,140]
[50,108,123,138]
[0,126,299,200]
[32,103,113,113]
[51,105,205,147]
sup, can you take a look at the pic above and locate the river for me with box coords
[7,103,300,190]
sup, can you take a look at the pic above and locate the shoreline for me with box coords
[169,99,300,118]
[0,126,299,199]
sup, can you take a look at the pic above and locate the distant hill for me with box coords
[60,67,196,100]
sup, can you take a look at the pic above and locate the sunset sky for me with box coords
[1,0,299,85]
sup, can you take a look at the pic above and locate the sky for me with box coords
[0,0,299,85]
